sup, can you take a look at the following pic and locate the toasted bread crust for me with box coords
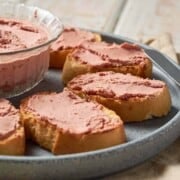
[50,49,72,69]
[0,126,25,155]
[62,53,152,84]
[20,92,126,155]
[50,33,101,69]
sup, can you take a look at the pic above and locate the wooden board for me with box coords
[25,0,125,32]
[114,0,180,53]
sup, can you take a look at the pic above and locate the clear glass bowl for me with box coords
[0,2,63,98]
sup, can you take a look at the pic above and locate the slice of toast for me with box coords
[50,27,101,69]
[20,89,125,155]
[62,42,152,84]
[67,71,171,122]
[0,99,25,155]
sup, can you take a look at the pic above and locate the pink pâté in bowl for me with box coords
[0,3,63,98]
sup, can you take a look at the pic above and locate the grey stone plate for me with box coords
[0,33,180,179]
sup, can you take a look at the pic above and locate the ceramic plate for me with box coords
[0,33,180,179]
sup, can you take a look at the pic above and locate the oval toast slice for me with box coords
[20,88,125,155]
[62,42,152,83]
[50,27,101,69]
[68,71,171,122]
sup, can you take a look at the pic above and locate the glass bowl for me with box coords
[0,2,63,98]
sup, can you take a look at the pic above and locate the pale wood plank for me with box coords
[144,33,179,63]
[25,0,125,32]
[0,0,26,2]
[114,0,180,53]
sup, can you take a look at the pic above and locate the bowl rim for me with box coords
[0,3,64,55]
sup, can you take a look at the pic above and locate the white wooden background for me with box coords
[25,0,126,32]
[3,0,180,54]
[115,0,180,53]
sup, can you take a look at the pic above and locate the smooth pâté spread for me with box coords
[0,99,20,140]
[71,41,148,67]
[68,71,165,100]
[0,18,49,96]
[23,89,122,134]
[0,18,48,52]
[50,27,97,51]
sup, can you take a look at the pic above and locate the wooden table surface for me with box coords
[9,0,180,179]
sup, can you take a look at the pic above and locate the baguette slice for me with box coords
[62,42,152,84]
[20,89,125,155]
[0,99,25,155]
[50,27,101,69]
[68,71,171,122]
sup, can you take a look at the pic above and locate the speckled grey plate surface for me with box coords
[0,33,180,179]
